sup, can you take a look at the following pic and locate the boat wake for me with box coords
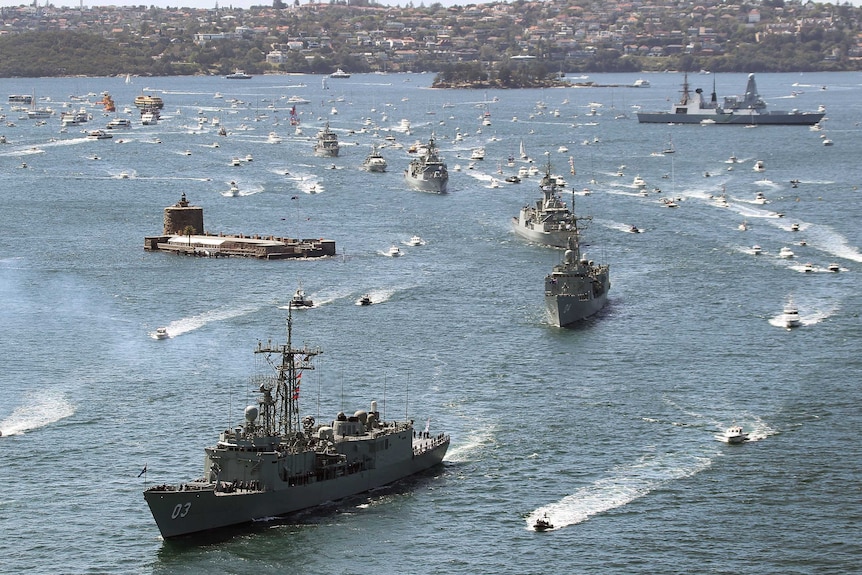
[0,390,75,437]
[767,300,838,328]
[161,304,261,337]
[789,223,862,263]
[444,424,496,463]
[527,450,712,530]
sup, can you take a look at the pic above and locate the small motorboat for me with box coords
[505,175,521,184]
[779,247,795,259]
[753,160,765,172]
[802,262,815,273]
[719,425,749,444]
[408,235,424,246]
[357,294,372,306]
[753,191,768,204]
[227,181,240,197]
[752,245,762,255]
[627,225,640,234]
[828,263,840,272]
[288,287,314,309]
[387,245,402,257]
[783,297,802,329]
[632,175,646,188]
[153,327,169,340]
[534,513,554,532]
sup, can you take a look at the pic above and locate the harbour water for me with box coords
[1,72,861,573]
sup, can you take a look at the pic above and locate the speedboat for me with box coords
[153,327,169,340]
[783,298,801,328]
[357,294,372,306]
[753,191,768,204]
[753,160,765,172]
[470,147,485,161]
[408,235,424,246]
[227,181,240,197]
[790,223,800,232]
[828,263,840,272]
[387,245,402,257]
[288,287,313,309]
[627,225,640,234]
[534,513,554,531]
[779,247,795,259]
[632,175,646,188]
[803,262,815,273]
[719,425,749,444]
[752,245,762,255]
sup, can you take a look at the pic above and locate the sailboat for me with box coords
[519,139,528,161]
[662,135,675,154]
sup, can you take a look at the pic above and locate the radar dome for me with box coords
[244,405,259,422]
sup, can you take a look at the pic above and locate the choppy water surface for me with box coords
[1,72,861,574]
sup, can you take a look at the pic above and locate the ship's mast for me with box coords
[255,308,320,437]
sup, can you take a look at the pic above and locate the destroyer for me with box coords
[636,73,824,126]
[143,312,449,538]
[405,136,448,193]
[544,230,610,327]
[313,122,339,157]
[512,161,578,248]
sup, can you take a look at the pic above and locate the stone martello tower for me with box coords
[163,193,204,235]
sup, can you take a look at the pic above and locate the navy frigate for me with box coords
[544,230,610,327]
[143,312,449,538]
[636,73,824,126]
[405,136,448,193]
[512,161,577,248]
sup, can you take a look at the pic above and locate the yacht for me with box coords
[782,298,802,329]
[718,425,749,444]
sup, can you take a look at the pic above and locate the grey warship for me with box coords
[637,73,824,126]
[544,231,610,327]
[313,121,339,157]
[405,136,448,193]
[143,312,449,539]
[512,161,577,248]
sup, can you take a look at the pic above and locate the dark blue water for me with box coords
[1,72,860,574]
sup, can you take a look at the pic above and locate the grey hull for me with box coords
[405,173,448,193]
[636,112,824,126]
[545,293,608,327]
[144,441,448,539]
[511,218,569,248]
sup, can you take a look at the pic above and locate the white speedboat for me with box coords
[718,425,749,444]
[408,235,424,246]
[783,298,801,328]
[470,147,485,161]
[753,160,765,172]
[752,245,762,255]
[153,327,169,340]
[357,294,372,306]
[753,191,768,204]
[828,263,840,272]
[387,245,402,257]
[632,175,646,188]
[779,246,795,259]
[226,181,240,197]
